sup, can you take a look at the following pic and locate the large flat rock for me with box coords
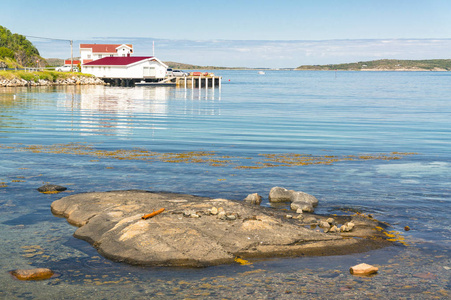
[51,190,391,267]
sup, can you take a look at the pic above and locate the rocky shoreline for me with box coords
[0,76,105,87]
[50,188,393,267]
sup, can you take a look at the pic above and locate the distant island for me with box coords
[296,59,451,71]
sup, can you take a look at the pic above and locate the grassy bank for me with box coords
[0,70,94,83]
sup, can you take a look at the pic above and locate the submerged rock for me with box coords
[10,268,54,280]
[37,184,67,194]
[51,190,392,267]
[349,263,379,276]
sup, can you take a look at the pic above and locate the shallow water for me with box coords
[0,71,450,299]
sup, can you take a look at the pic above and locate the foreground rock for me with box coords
[10,268,54,280]
[350,263,379,276]
[51,190,391,267]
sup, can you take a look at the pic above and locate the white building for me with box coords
[81,56,168,79]
[80,44,133,65]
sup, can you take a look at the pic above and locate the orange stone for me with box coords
[10,268,54,280]
[349,263,378,276]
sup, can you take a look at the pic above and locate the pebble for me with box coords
[326,218,335,225]
[226,214,236,220]
[210,207,218,215]
[217,211,227,220]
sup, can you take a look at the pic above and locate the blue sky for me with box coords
[3,0,451,67]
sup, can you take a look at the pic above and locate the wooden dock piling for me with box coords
[175,75,221,88]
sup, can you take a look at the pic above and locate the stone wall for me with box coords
[0,76,106,87]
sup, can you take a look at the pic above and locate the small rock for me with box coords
[217,211,227,220]
[290,201,314,213]
[326,218,335,225]
[319,221,331,229]
[346,222,355,231]
[349,263,379,276]
[296,208,303,214]
[404,226,410,231]
[10,268,54,280]
[286,214,293,219]
[190,213,200,218]
[243,193,262,205]
[226,214,236,220]
[304,216,318,224]
[300,203,314,213]
[268,187,292,203]
[37,184,67,193]
[290,191,319,207]
[329,225,339,233]
[340,225,348,232]
[210,207,218,215]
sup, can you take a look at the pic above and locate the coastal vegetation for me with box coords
[0,69,82,82]
[296,59,451,71]
[0,25,44,67]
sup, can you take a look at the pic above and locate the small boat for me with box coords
[258,71,265,75]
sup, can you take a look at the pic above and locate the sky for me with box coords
[2,0,451,68]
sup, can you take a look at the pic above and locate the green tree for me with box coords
[0,47,14,59]
[0,25,43,66]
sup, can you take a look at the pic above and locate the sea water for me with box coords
[0,71,450,299]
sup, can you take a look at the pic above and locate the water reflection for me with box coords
[60,85,222,116]
[50,85,221,136]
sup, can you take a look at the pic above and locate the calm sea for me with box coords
[0,71,450,299]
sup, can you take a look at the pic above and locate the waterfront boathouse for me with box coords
[81,56,168,86]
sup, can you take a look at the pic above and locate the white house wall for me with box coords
[82,60,166,79]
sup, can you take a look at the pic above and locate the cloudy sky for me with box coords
[3,0,451,68]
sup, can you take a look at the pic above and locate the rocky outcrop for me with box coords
[51,190,392,267]
[0,76,105,87]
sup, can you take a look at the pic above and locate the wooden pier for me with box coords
[103,75,222,88]
[175,75,221,88]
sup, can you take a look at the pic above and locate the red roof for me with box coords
[83,56,154,66]
[79,44,133,54]
[64,60,81,65]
